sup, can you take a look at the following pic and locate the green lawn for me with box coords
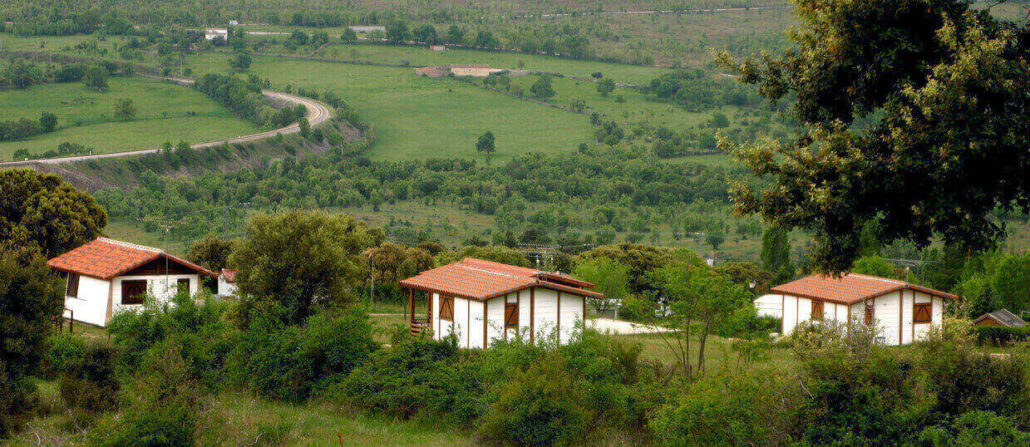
[186,53,595,161]
[0,77,258,160]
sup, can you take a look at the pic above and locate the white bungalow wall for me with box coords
[780,289,946,346]
[110,274,201,316]
[486,295,504,346]
[63,275,112,327]
[431,288,584,348]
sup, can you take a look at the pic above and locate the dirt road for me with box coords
[0,81,331,167]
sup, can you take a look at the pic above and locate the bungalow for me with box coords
[973,309,1027,328]
[47,238,217,327]
[449,64,503,77]
[755,273,958,345]
[218,269,238,296]
[399,258,603,348]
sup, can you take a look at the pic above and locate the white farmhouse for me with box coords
[217,269,238,297]
[47,238,217,327]
[399,258,603,348]
[755,273,957,345]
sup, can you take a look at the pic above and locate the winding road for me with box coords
[0,78,332,167]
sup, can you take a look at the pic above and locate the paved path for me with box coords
[0,77,331,167]
[587,318,673,335]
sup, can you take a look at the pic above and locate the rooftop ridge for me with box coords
[97,237,163,253]
[456,264,528,280]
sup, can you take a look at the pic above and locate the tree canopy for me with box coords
[720,0,1030,272]
[0,169,107,258]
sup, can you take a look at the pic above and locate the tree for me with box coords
[341,28,358,43]
[572,257,630,315]
[989,253,1030,312]
[575,243,676,294]
[413,24,438,44]
[651,258,750,377]
[706,232,725,250]
[473,30,498,48]
[0,246,64,437]
[368,242,433,287]
[39,112,57,132]
[228,210,384,325]
[476,130,496,163]
[596,78,615,97]
[113,98,136,121]
[0,169,107,258]
[530,76,555,99]
[83,65,108,91]
[760,226,794,284]
[4,60,43,89]
[446,25,465,44]
[229,52,252,71]
[289,30,308,46]
[187,234,234,271]
[386,20,410,44]
[719,0,1030,272]
[851,256,900,280]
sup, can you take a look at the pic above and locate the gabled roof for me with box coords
[769,273,958,305]
[973,309,1028,328]
[48,238,217,280]
[399,258,602,301]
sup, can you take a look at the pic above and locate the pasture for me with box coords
[0,77,258,159]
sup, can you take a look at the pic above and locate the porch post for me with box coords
[409,288,416,322]
[406,288,412,322]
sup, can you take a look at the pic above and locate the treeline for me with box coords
[0,57,122,90]
[642,68,766,112]
[0,112,57,143]
[193,74,306,128]
[2,10,132,36]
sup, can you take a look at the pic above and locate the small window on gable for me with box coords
[811,300,824,321]
[439,296,454,321]
[913,303,932,324]
[66,273,80,298]
[864,301,875,326]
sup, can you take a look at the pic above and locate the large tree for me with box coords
[719,0,1030,272]
[229,210,384,324]
[0,169,107,258]
[0,246,64,437]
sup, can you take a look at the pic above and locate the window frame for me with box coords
[121,280,148,305]
[811,300,824,321]
[176,278,191,295]
[504,302,519,329]
[913,302,933,324]
[66,273,80,298]
[439,295,454,321]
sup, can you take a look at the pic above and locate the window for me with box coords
[66,273,79,298]
[505,303,519,329]
[913,303,932,324]
[121,280,147,305]
[864,302,875,326]
[439,296,454,321]
[811,300,824,321]
[177,278,191,295]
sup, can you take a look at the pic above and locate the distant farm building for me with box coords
[429,45,447,51]
[415,64,504,78]
[204,28,228,41]
[349,25,386,33]
[973,309,1028,328]
[48,238,217,327]
[399,258,602,348]
[755,273,957,345]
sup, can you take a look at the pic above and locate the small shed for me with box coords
[429,45,447,51]
[399,258,603,348]
[48,238,217,327]
[760,273,958,345]
[973,309,1027,328]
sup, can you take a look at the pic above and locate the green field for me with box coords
[0,77,259,160]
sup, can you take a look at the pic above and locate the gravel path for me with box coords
[587,318,673,335]
[0,77,331,167]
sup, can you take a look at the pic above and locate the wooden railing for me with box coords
[410,318,429,336]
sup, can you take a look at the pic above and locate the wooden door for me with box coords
[811,300,824,321]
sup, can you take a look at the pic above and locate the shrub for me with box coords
[93,343,199,447]
[479,353,589,446]
[974,326,1030,346]
[58,340,121,412]
[716,306,780,339]
[619,296,655,322]
[339,336,483,425]
[42,333,87,379]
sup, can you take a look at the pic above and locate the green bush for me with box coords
[974,326,1030,346]
[42,333,87,379]
[227,307,378,402]
[58,340,121,412]
[918,411,1030,445]
[339,336,483,425]
[479,353,589,446]
[92,343,199,447]
[716,306,780,339]
[619,296,655,322]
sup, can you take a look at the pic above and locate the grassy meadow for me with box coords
[0,77,258,159]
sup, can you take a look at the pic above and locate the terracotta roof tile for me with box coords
[48,238,217,280]
[399,258,602,300]
[770,273,957,305]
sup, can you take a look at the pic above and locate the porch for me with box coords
[405,287,431,336]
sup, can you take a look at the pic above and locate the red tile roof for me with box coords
[769,273,958,305]
[47,238,217,280]
[221,269,238,283]
[399,258,602,301]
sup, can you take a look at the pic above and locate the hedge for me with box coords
[974,326,1030,346]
